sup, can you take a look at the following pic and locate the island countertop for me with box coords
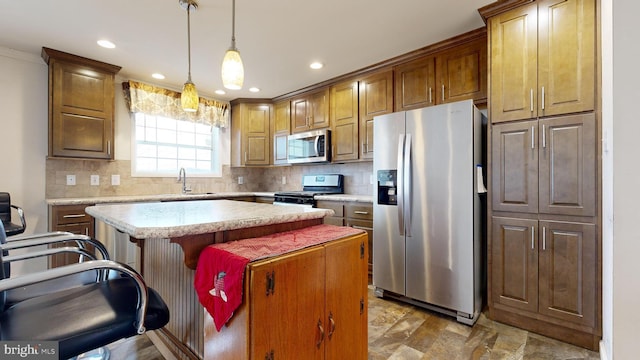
[85,199,333,239]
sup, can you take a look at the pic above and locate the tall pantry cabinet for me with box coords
[481,0,600,350]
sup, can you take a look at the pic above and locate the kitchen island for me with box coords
[86,199,333,360]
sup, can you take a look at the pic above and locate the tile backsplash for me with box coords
[46,159,373,199]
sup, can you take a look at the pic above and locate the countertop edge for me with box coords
[48,192,373,205]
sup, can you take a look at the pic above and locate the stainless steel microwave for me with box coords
[287,129,331,164]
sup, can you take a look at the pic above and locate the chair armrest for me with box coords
[8,231,74,241]
[0,260,149,334]
[3,246,97,263]
[1,234,110,261]
[10,205,26,229]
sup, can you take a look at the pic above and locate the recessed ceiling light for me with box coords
[97,40,116,49]
[152,73,165,80]
[249,87,260,93]
[215,89,226,95]
[310,62,324,70]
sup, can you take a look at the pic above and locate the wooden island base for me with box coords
[203,231,368,360]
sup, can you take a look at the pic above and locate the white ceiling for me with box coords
[0,0,492,102]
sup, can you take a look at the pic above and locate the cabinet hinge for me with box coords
[266,270,275,296]
[360,242,365,259]
[265,350,274,360]
[360,298,365,315]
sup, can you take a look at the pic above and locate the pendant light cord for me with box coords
[187,3,193,81]
[230,0,237,49]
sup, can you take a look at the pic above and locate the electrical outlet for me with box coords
[66,174,76,186]
[282,176,286,185]
[238,176,244,185]
[90,175,100,186]
[111,174,120,186]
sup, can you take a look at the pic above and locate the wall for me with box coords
[0,48,49,274]
[608,0,640,359]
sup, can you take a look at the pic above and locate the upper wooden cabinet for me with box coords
[489,0,595,122]
[394,34,487,111]
[359,70,394,160]
[394,56,436,111]
[291,88,330,133]
[491,113,596,217]
[436,39,487,105]
[42,47,121,160]
[272,100,290,165]
[328,70,394,163]
[330,80,360,162]
[231,102,271,166]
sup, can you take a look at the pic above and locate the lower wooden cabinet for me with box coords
[345,204,373,279]
[490,216,598,348]
[317,200,373,281]
[48,204,95,268]
[204,232,368,359]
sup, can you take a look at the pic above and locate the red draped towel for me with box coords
[194,224,365,331]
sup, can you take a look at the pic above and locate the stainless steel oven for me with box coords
[274,174,344,207]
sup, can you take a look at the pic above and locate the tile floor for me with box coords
[107,286,601,360]
[367,287,600,360]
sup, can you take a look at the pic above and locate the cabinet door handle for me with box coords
[531,226,535,250]
[354,210,369,215]
[542,226,546,250]
[244,151,247,164]
[328,312,336,339]
[542,124,546,148]
[63,214,85,219]
[428,87,432,104]
[441,84,445,102]
[107,141,111,156]
[530,89,534,112]
[316,320,325,348]
[531,126,535,150]
[541,86,545,110]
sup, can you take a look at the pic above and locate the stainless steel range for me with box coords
[274,174,344,207]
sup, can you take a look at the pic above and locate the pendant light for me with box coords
[180,0,199,112]
[221,0,244,90]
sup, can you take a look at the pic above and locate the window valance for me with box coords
[122,80,229,128]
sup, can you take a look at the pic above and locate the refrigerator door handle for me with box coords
[397,134,405,236]
[404,134,412,237]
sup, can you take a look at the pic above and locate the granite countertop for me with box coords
[85,199,333,239]
[46,192,275,206]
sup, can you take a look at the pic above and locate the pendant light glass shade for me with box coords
[221,48,244,90]
[181,80,199,112]
[222,0,244,90]
[180,0,199,112]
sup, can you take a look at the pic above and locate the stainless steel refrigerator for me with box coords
[372,99,485,325]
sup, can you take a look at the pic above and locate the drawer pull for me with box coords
[350,225,372,231]
[353,211,369,215]
[63,214,86,219]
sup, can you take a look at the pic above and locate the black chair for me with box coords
[0,222,170,359]
[0,192,26,236]
[0,227,111,308]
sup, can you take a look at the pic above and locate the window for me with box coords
[131,112,221,177]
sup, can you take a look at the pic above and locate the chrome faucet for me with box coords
[177,167,191,194]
